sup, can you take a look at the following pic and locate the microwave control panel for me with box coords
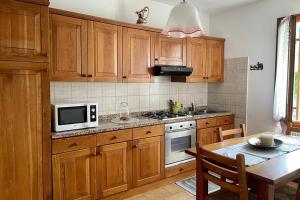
[90,105,97,122]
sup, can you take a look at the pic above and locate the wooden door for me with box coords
[52,148,96,200]
[0,69,44,200]
[132,136,164,187]
[155,34,186,66]
[0,2,49,62]
[123,28,154,83]
[88,21,122,82]
[197,128,218,145]
[50,14,88,81]
[206,39,224,82]
[97,142,132,198]
[186,38,207,82]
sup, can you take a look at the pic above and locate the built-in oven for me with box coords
[165,120,196,168]
[52,102,98,132]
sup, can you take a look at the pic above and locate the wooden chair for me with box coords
[217,124,246,142]
[196,142,250,200]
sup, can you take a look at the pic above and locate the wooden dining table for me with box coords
[185,132,300,200]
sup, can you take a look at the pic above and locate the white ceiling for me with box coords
[153,0,261,14]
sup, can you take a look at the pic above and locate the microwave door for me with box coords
[57,106,88,126]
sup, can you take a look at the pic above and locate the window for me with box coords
[292,19,300,121]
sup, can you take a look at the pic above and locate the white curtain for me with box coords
[273,16,291,123]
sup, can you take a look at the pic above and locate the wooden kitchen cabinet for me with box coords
[155,34,186,66]
[206,39,224,82]
[197,115,234,145]
[14,0,49,5]
[197,127,218,145]
[96,142,132,198]
[50,14,88,81]
[132,136,164,187]
[186,38,207,82]
[88,21,122,82]
[0,2,49,62]
[0,64,51,200]
[123,28,154,83]
[52,148,97,200]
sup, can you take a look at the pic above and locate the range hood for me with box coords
[153,65,193,76]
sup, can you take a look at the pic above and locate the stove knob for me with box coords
[190,124,192,126]
[180,125,183,128]
[169,127,172,130]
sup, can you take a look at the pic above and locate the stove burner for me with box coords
[142,111,191,120]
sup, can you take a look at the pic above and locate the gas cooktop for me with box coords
[142,111,192,120]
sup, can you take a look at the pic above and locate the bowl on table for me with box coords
[247,135,283,149]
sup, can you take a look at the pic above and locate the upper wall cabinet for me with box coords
[186,38,207,83]
[88,21,122,82]
[155,35,186,66]
[50,14,88,81]
[0,2,49,62]
[206,39,224,82]
[123,28,154,83]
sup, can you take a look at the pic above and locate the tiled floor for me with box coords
[125,183,195,200]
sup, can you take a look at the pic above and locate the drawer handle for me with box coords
[146,131,152,134]
[111,136,117,140]
[68,142,78,148]
[205,122,209,125]
[132,144,137,148]
[179,168,184,172]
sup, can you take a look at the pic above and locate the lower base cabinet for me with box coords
[132,136,164,187]
[97,142,132,198]
[52,148,97,200]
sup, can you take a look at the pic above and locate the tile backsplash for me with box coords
[51,82,208,115]
[208,57,248,127]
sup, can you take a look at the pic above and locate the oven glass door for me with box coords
[58,106,88,125]
[165,129,196,166]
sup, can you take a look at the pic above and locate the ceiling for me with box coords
[153,0,261,14]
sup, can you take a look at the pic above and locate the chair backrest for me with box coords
[196,143,248,200]
[217,124,246,142]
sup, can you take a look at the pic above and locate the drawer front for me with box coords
[133,125,164,139]
[216,115,234,126]
[165,161,196,178]
[97,129,132,146]
[197,118,217,129]
[52,135,96,154]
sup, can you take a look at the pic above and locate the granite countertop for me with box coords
[52,112,233,139]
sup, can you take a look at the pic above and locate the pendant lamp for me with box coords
[162,0,205,38]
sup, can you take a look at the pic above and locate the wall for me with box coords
[210,0,300,133]
[49,0,210,33]
[208,57,248,127]
[50,82,208,115]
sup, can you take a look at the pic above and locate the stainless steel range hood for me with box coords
[153,65,193,76]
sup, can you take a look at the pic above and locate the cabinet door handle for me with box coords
[179,168,184,172]
[87,74,93,77]
[146,131,151,134]
[155,58,158,61]
[111,136,117,140]
[132,144,137,148]
[122,76,127,79]
[81,74,87,77]
[68,142,78,148]
[205,122,209,125]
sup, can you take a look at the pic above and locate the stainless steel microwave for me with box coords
[51,102,98,132]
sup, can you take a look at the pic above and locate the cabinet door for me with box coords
[53,148,96,200]
[206,39,224,82]
[14,0,49,5]
[123,28,154,83]
[97,142,132,198]
[155,34,186,66]
[50,14,88,81]
[186,38,207,82]
[132,136,164,187]
[0,69,44,200]
[88,22,122,82]
[197,128,218,145]
[0,2,49,62]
